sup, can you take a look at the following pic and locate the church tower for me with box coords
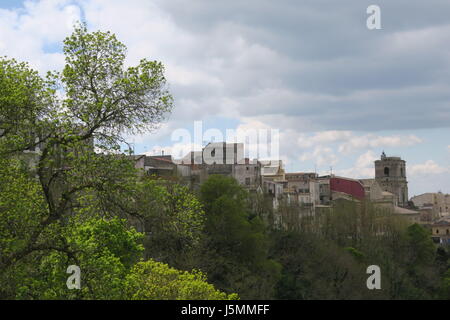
[375,152,409,207]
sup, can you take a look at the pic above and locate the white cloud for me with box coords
[292,129,423,153]
[335,150,377,179]
[408,160,450,176]
[338,134,422,154]
[0,0,82,72]
[297,131,353,149]
[299,146,338,167]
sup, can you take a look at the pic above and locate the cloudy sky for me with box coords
[1,0,449,196]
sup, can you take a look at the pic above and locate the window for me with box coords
[384,167,390,176]
[245,177,251,185]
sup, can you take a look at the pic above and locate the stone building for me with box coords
[284,172,319,213]
[411,192,450,220]
[285,173,317,194]
[176,142,262,192]
[202,142,245,165]
[375,152,409,207]
[317,176,331,205]
[360,178,398,207]
[260,160,285,182]
[132,154,177,177]
[431,218,450,245]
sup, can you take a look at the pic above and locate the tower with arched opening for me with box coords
[375,152,409,207]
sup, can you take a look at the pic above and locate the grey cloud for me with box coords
[89,0,450,131]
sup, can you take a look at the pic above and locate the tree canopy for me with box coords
[0,25,232,300]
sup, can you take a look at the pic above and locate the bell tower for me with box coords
[375,152,409,207]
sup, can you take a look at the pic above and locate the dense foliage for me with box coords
[0,24,232,300]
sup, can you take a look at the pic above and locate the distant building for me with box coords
[411,192,450,220]
[330,176,365,201]
[202,142,245,165]
[431,218,450,245]
[285,172,317,193]
[360,179,398,206]
[176,142,262,191]
[375,152,409,207]
[260,160,285,182]
[261,160,286,209]
[317,176,331,205]
[133,154,177,177]
[281,172,320,217]
[392,206,421,224]
[359,177,420,224]
[285,172,319,206]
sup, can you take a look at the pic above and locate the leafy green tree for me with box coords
[0,24,234,301]
[0,156,143,299]
[199,175,281,299]
[5,216,143,300]
[271,231,370,300]
[124,260,238,300]
[0,57,52,154]
[132,178,205,270]
[406,224,436,265]
[0,22,173,274]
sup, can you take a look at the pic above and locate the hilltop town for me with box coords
[128,142,450,245]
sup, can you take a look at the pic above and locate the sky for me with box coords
[0,0,449,196]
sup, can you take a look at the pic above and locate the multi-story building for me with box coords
[260,160,285,209]
[284,172,319,206]
[317,176,331,205]
[176,142,262,191]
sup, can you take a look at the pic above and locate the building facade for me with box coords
[411,192,450,220]
[176,142,262,191]
[375,152,409,207]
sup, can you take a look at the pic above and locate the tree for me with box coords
[199,175,281,299]
[0,23,210,300]
[133,178,205,270]
[0,57,52,154]
[406,224,436,266]
[271,231,370,300]
[0,22,173,273]
[124,260,238,300]
[0,155,145,299]
[8,217,143,300]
